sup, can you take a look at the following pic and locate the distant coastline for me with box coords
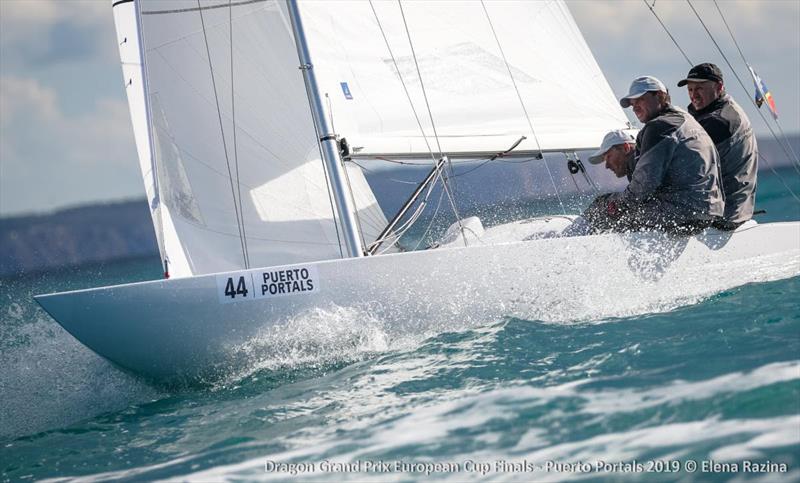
[0,200,158,278]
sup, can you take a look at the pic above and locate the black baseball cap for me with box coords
[677,63,723,87]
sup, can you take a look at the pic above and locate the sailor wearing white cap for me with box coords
[588,129,637,179]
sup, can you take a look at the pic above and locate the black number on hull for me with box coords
[224,276,249,299]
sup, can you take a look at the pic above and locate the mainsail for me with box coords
[300,0,630,157]
[113,0,629,278]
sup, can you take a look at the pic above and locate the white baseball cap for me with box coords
[619,76,667,108]
[588,129,636,164]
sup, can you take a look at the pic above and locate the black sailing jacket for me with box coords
[688,94,758,224]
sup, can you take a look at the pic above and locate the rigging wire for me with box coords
[323,92,368,252]
[341,161,370,254]
[710,0,800,173]
[564,153,586,195]
[301,78,345,259]
[760,154,800,204]
[686,0,800,172]
[480,0,567,214]
[367,1,438,164]
[396,3,442,159]
[572,152,600,194]
[642,0,693,66]
[369,0,466,248]
[479,1,546,156]
[646,0,800,203]
[228,0,250,268]
[197,0,248,268]
[374,168,445,254]
[396,0,467,245]
[413,188,447,251]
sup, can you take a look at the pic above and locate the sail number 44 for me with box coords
[215,265,319,304]
[224,276,249,299]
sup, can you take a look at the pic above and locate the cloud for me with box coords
[0,75,141,215]
[569,0,799,41]
[567,0,800,133]
[0,0,112,68]
[0,76,59,126]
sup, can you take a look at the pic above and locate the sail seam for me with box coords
[142,0,267,16]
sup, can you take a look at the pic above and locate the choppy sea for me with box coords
[2,168,799,482]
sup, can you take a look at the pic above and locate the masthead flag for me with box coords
[749,65,778,120]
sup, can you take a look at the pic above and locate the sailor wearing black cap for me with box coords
[679,63,758,229]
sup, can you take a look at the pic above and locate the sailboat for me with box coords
[35,0,800,381]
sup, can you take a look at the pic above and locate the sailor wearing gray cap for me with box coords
[588,130,637,179]
[565,75,725,236]
[619,76,668,108]
[619,76,671,123]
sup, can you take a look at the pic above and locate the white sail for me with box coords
[114,0,630,278]
[300,0,631,157]
[113,1,191,277]
[114,0,388,277]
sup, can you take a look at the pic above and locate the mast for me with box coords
[286,0,365,258]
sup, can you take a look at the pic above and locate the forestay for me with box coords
[300,0,631,157]
[114,0,388,278]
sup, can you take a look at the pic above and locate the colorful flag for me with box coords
[749,66,778,120]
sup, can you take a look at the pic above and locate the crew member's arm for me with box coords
[612,119,677,203]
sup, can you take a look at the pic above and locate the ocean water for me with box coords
[1,169,799,482]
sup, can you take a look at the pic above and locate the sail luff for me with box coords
[113,0,193,278]
[134,0,173,276]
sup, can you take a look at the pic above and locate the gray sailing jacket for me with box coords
[688,94,757,224]
[612,105,725,222]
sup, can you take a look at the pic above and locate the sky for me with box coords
[1,0,798,217]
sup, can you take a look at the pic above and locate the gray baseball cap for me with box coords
[619,76,667,108]
[588,129,637,164]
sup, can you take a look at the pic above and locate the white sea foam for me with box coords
[208,305,396,388]
[0,317,160,441]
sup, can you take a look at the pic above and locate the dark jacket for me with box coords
[688,94,757,224]
[613,105,725,222]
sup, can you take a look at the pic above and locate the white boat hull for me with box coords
[35,221,800,381]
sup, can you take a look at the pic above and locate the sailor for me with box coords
[560,131,637,236]
[567,76,725,236]
[561,130,636,236]
[678,63,758,230]
[588,129,637,179]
